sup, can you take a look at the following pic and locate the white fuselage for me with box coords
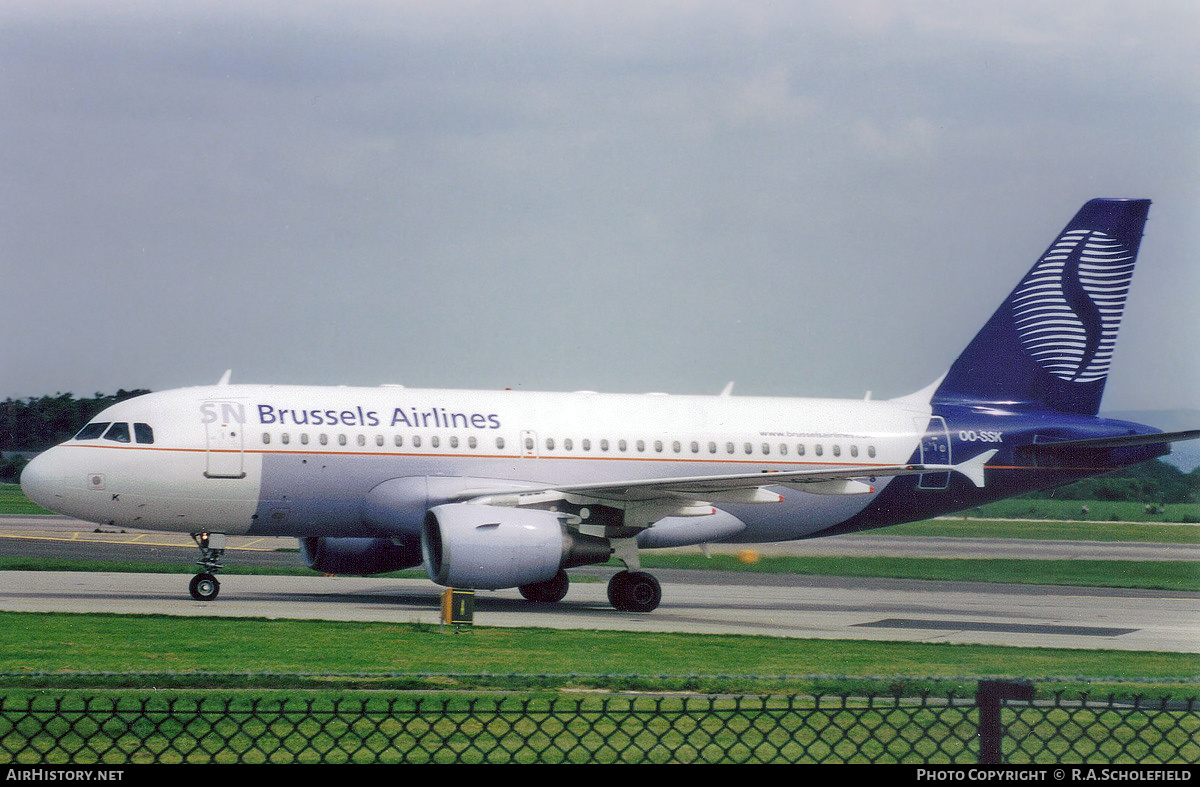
[22,383,936,546]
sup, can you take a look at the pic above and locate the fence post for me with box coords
[976,679,1035,764]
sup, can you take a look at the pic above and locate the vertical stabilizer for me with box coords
[934,198,1151,415]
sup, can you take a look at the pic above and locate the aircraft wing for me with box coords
[464,455,992,509]
[540,463,931,502]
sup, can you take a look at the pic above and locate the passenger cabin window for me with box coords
[75,422,110,440]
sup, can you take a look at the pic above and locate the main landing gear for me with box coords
[517,568,663,612]
[607,570,662,613]
[519,569,570,603]
[604,539,661,612]
[189,532,227,601]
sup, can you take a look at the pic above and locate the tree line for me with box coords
[0,390,150,482]
[0,391,1196,503]
[1027,456,1199,505]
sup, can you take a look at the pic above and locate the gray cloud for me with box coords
[4,2,1197,411]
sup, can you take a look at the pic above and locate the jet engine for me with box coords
[300,536,422,575]
[422,504,611,589]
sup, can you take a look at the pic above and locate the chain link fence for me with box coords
[2,681,1197,764]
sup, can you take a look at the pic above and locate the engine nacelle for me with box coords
[300,536,422,575]
[422,504,611,589]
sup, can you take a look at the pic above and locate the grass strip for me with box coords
[1,611,1196,699]
[888,517,1198,543]
[969,498,1200,524]
[0,484,53,515]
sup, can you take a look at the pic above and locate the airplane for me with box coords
[19,198,1198,612]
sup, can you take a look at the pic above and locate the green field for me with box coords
[1,611,1197,700]
[0,484,53,514]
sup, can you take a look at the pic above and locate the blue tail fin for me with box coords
[933,198,1151,416]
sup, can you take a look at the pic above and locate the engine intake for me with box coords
[422,504,611,589]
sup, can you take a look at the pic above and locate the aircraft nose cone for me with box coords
[19,451,61,512]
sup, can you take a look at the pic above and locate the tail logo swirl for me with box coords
[1010,230,1134,384]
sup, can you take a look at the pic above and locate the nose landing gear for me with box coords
[189,532,227,601]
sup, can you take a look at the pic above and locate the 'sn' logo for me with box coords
[1010,229,1134,384]
[200,402,246,425]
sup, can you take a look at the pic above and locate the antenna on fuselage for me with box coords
[217,370,232,386]
[719,382,734,397]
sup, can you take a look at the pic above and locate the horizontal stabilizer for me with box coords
[1029,429,1200,452]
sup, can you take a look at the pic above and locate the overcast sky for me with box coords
[3,1,1197,414]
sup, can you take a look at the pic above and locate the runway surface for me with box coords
[2,515,1198,653]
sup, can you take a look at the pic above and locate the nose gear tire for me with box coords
[189,573,220,601]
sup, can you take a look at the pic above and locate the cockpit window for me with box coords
[102,423,132,443]
[134,423,154,444]
[75,422,110,440]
